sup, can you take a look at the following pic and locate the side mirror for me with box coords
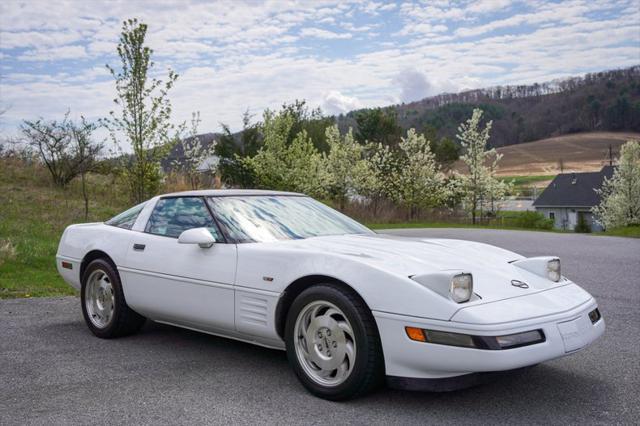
[178,228,216,248]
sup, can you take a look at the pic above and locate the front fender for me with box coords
[235,243,462,321]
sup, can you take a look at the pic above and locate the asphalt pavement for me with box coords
[1,228,638,425]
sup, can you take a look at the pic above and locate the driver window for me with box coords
[145,197,223,241]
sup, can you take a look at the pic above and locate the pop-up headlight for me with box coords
[512,256,562,283]
[450,273,473,303]
[547,259,561,282]
[410,271,475,303]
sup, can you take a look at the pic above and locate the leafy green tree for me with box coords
[280,100,334,152]
[244,110,326,197]
[354,107,401,145]
[323,125,366,209]
[217,110,260,187]
[431,136,460,169]
[102,18,181,202]
[593,140,640,228]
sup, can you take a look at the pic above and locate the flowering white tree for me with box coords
[356,142,400,214]
[486,153,511,213]
[457,108,508,224]
[593,140,640,228]
[173,112,217,189]
[323,125,366,209]
[396,129,446,219]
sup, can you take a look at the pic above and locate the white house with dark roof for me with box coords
[533,166,615,231]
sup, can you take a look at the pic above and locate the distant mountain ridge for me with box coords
[165,66,640,167]
[338,65,640,148]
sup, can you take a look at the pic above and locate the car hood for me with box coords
[281,233,567,304]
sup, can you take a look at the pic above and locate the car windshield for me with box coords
[208,195,373,243]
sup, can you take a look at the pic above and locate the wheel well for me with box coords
[274,275,368,340]
[80,250,116,281]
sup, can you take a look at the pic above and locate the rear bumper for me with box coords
[373,298,604,380]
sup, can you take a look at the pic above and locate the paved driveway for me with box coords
[1,229,638,425]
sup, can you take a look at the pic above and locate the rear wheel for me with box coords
[81,258,145,338]
[285,283,384,400]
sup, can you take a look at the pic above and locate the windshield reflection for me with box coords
[208,196,372,243]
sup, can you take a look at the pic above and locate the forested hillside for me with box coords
[339,66,640,148]
[164,66,640,167]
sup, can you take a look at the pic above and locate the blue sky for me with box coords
[0,0,639,139]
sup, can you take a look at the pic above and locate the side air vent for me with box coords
[239,295,268,326]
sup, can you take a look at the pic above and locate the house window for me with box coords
[549,212,555,220]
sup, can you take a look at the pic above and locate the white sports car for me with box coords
[56,190,604,400]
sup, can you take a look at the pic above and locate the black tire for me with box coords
[284,283,385,400]
[80,258,145,338]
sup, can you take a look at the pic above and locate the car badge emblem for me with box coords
[511,279,529,289]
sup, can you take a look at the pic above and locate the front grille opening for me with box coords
[589,308,602,324]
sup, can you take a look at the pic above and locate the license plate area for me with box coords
[557,315,591,353]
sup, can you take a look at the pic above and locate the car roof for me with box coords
[159,189,304,198]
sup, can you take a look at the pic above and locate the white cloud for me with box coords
[18,45,88,61]
[467,0,512,14]
[322,90,362,114]
[300,28,352,40]
[0,30,82,49]
[394,69,432,102]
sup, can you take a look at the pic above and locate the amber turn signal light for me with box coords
[405,326,426,342]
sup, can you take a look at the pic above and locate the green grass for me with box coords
[368,221,640,238]
[500,175,555,186]
[366,221,565,232]
[0,159,127,299]
[597,225,640,238]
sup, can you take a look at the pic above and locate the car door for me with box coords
[119,196,236,332]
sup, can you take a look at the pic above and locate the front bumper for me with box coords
[55,255,81,290]
[373,297,604,381]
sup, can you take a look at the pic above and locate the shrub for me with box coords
[575,214,592,233]
[0,239,17,267]
[513,211,554,229]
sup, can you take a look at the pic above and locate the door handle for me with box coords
[133,243,146,251]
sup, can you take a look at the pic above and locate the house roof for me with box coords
[533,166,615,208]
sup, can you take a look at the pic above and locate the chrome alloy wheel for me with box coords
[294,301,356,387]
[84,269,115,329]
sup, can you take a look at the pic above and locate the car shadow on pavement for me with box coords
[138,321,613,415]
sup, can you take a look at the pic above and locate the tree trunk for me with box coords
[471,197,477,225]
[81,172,89,220]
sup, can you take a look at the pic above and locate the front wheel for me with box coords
[285,283,384,400]
[81,258,145,338]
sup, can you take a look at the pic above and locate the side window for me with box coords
[105,202,146,230]
[145,197,223,240]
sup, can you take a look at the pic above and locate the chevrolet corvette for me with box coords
[56,190,604,400]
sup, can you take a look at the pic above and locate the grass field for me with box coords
[454,131,640,176]
[1,157,638,299]
[0,159,128,298]
[500,174,555,187]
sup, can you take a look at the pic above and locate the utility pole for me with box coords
[609,144,613,166]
